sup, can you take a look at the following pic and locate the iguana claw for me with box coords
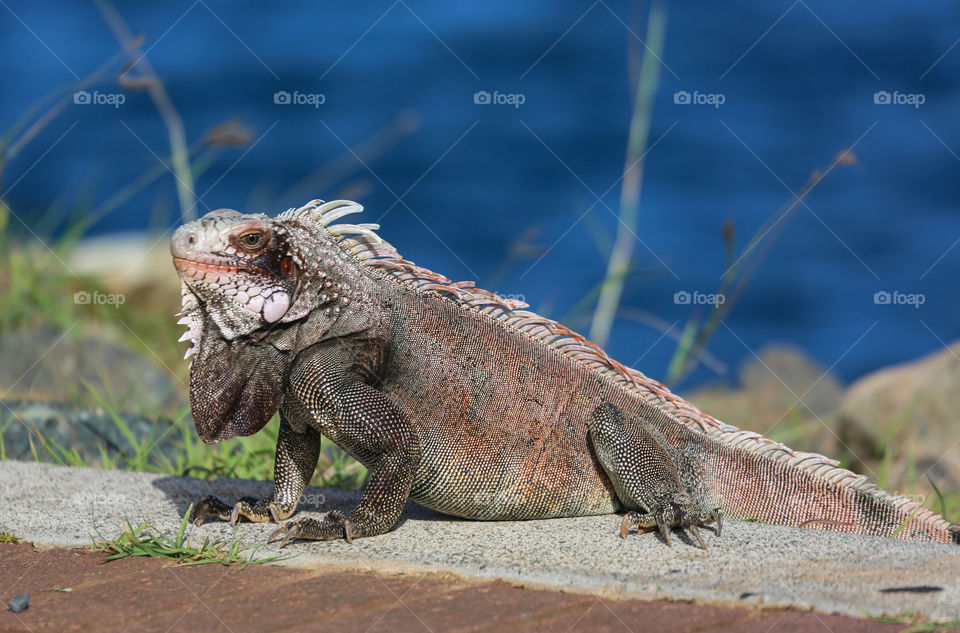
[229,503,242,526]
[268,522,299,549]
[658,519,672,547]
[687,523,706,550]
[619,510,673,545]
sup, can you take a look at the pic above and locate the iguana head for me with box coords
[171,208,301,340]
[171,200,370,443]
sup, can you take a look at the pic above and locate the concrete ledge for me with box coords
[1,460,957,621]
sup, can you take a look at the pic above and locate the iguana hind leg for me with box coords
[589,402,721,548]
[193,415,322,525]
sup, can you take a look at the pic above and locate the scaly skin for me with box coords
[171,200,960,548]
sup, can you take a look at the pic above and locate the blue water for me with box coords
[3,1,959,388]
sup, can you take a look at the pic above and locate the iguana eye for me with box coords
[237,231,265,250]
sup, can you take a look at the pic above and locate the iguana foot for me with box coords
[590,403,724,549]
[192,495,296,526]
[268,510,353,547]
[619,500,722,549]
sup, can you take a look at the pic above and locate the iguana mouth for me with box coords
[173,249,294,339]
[173,256,270,278]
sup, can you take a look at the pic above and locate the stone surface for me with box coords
[1,460,957,622]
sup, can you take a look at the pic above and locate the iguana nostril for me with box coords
[170,226,200,258]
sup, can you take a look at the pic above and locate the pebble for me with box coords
[7,593,28,613]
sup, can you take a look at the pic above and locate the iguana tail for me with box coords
[634,378,960,544]
[699,421,959,543]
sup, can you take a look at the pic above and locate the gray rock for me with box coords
[838,340,960,491]
[0,324,180,414]
[684,344,843,443]
[0,399,179,463]
[7,594,28,613]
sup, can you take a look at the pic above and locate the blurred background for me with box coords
[0,1,957,504]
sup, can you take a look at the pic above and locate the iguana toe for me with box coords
[230,497,263,525]
[618,510,673,545]
[678,503,723,549]
[268,511,353,547]
[618,497,722,548]
[191,495,233,525]
[687,523,706,550]
[267,523,290,545]
[193,495,294,526]
[231,497,294,524]
[658,517,672,546]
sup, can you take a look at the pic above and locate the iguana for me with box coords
[172,199,959,547]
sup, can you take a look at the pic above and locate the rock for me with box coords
[0,324,180,414]
[0,399,180,463]
[0,323,183,465]
[838,341,960,491]
[684,344,844,445]
[7,594,28,613]
[66,233,177,291]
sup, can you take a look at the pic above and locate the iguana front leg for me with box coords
[589,403,721,548]
[193,414,322,525]
[269,348,421,547]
